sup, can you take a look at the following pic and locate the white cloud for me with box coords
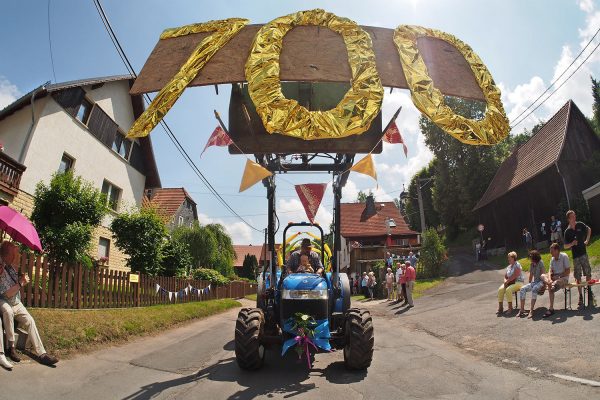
[500,5,600,133]
[278,197,333,229]
[198,212,253,244]
[578,0,594,13]
[0,77,20,109]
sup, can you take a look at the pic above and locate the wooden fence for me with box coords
[12,252,256,309]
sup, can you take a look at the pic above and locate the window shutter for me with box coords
[129,142,146,174]
[87,106,118,147]
[51,87,86,117]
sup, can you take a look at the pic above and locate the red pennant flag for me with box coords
[383,121,408,157]
[295,184,327,224]
[201,126,233,156]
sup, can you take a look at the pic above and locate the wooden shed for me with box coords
[473,100,600,248]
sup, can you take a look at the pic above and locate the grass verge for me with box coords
[29,299,240,358]
[245,293,257,301]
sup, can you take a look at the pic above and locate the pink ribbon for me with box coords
[294,335,318,368]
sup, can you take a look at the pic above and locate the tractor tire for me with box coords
[343,308,374,370]
[235,308,265,370]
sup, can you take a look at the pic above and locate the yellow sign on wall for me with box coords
[129,273,139,283]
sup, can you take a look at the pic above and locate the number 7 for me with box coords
[127,18,249,139]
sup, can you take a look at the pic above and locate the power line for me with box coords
[91,0,263,233]
[510,26,600,130]
[47,0,57,82]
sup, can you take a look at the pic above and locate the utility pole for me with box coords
[417,182,426,234]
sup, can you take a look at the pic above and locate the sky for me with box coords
[1,0,599,244]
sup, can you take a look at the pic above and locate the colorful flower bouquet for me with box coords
[281,312,331,369]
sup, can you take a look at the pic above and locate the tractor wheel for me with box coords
[343,308,374,370]
[235,307,265,370]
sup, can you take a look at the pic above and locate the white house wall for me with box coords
[0,91,147,217]
[85,80,135,130]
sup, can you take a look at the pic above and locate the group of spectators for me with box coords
[0,241,58,370]
[349,251,418,308]
[498,210,595,318]
[523,215,564,250]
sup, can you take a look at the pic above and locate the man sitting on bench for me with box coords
[0,241,58,366]
[544,243,570,318]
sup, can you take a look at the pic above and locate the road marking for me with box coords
[552,374,600,387]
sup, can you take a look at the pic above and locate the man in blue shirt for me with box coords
[407,251,418,269]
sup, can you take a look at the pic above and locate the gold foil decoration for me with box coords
[393,25,509,145]
[245,9,384,140]
[127,18,249,138]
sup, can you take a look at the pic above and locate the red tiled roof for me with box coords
[147,187,196,218]
[233,245,266,267]
[474,100,575,210]
[340,201,418,238]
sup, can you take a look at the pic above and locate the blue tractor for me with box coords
[234,197,374,371]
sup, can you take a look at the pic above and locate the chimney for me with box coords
[365,194,376,216]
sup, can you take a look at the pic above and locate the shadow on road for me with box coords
[123,350,367,400]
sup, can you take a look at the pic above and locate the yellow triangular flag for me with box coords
[239,159,273,192]
[350,154,377,182]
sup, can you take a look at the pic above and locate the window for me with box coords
[98,237,110,259]
[57,153,74,174]
[76,98,93,125]
[112,131,132,160]
[178,215,184,226]
[101,180,122,211]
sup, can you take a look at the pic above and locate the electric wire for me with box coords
[92,0,263,233]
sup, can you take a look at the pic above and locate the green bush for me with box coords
[31,171,107,264]
[420,228,447,278]
[160,239,193,277]
[240,254,258,280]
[111,207,167,275]
[192,268,230,286]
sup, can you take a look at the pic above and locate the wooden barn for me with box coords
[473,100,600,248]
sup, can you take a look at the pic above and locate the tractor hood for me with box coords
[282,274,327,291]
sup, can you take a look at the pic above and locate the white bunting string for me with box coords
[154,282,212,302]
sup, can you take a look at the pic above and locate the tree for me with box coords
[172,222,218,269]
[240,254,258,280]
[111,207,167,275]
[591,76,600,135]
[355,190,372,203]
[205,223,236,277]
[419,228,447,278]
[31,171,107,265]
[419,96,517,238]
[160,239,193,277]
[404,160,440,232]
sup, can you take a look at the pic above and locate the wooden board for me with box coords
[227,82,383,154]
[130,24,485,101]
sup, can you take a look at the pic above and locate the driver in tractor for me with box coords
[286,238,324,276]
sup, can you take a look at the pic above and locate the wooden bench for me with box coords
[513,282,597,310]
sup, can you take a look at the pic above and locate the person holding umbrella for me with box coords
[0,242,58,366]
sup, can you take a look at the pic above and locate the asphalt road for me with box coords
[3,255,600,399]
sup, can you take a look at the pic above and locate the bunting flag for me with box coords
[295,184,327,223]
[155,283,160,294]
[350,154,377,182]
[382,121,408,157]
[201,126,233,156]
[168,292,173,301]
[239,159,273,192]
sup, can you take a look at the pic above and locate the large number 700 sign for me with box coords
[128,9,509,146]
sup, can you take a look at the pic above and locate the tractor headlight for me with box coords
[282,289,328,300]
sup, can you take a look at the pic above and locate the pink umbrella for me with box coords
[0,206,43,252]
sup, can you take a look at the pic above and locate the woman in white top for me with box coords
[497,251,524,314]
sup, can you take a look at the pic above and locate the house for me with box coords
[340,195,420,276]
[145,187,198,231]
[473,100,600,248]
[0,75,161,271]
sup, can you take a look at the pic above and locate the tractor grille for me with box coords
[280,298,328,322]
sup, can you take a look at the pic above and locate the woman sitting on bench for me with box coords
[497,251,524,315]
[516,250,546,318]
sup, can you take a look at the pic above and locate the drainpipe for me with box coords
[18,83,49,164]
[555,162,571,209]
